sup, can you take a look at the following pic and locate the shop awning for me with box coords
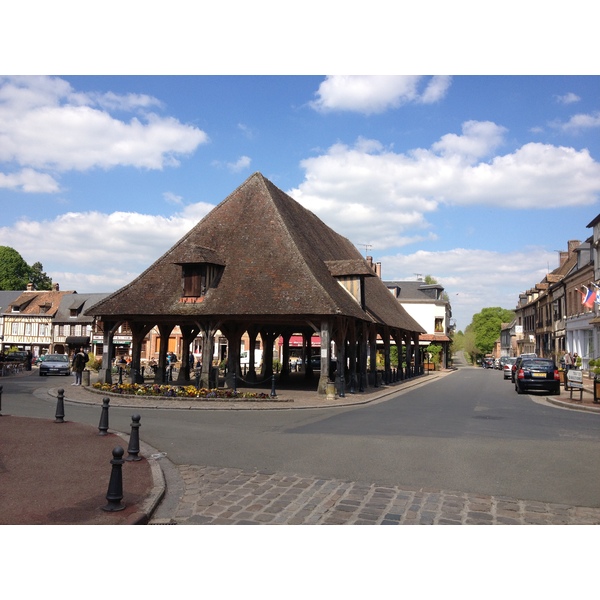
[65,336,90,346]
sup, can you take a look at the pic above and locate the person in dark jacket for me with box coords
[72,347,89,386]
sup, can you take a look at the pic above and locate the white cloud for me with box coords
[0,76,209,188]
[0,167,60,192]
[380,246,558,330]
[310,76,451,114]
[237,123,255,139]
[552,111,600,133]
[290,121,600,250]
[0,203,214,291]
[431,120,506,161]
[163,191,183,205]
[227,155,252,173]
[555,92,580,104]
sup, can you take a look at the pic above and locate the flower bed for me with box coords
[92,382,272,400]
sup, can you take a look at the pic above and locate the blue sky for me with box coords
[2,7,599,333]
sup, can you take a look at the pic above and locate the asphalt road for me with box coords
[4,360,600,507]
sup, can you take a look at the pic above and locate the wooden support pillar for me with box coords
[260,328,279,379]
[221,323,244,389]
[333,317,348,396]
[199,322,218,388]
[177,324,201,383]
[347,321,358,393]
[369,324,378,387]
[317,319,331,395]
[304,330,314,378]
[383,325,391,384]
[391,330,404,380]
[154,323,174,383]
[359,321,369,391]
[99,320,118,384]
[245,326,259,382]
[402,332,411,378]
[413,332,422,375]
[129,322,154,383]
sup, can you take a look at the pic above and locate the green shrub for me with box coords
[86,353,103,372]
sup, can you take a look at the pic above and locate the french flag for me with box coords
[581,286,595,308]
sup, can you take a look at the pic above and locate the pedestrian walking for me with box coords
[564,351,573,371]
[72,347,88,386]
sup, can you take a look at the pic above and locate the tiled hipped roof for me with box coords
[89,173,424,333]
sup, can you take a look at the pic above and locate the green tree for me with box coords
[452,330,465,352]
[0,246,31,290]
[0,246,53,290]
[29,262,53,290]
[469,307,514,356]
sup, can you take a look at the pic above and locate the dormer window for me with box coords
[325,259,376,310]
[181,262,223,298]
[173,246,225,302]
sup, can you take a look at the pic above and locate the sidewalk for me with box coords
[1,367,599,524]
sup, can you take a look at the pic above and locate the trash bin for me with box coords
[82,370,90,386]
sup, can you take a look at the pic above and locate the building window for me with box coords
[435,318,444,332]
[181,263,223,298]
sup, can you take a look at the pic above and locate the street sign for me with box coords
[567,369,583,389]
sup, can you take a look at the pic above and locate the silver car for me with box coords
[39,354,70,376]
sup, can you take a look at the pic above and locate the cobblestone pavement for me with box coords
[150,464,600,525]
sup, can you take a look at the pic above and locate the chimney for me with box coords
[366,256,374,270]
[375,262,382,278]
[559,251,568,266]
[26,282,35,291]
[567,240,580,256]
[52,283,59,291]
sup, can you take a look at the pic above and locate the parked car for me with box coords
[503,357,517,379]
[4,351,28,362]
[482,357,494,369]
[511,354,538,383]
[39,353,71,376]
[514,358,560,395]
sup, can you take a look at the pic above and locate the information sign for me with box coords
[567,369,583,389]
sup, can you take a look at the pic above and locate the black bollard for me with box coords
[54,388,65,423]
[102,446,126,512]
[270,374,277,398]
[195,368,201,389]
[233,372,237,394]
[339,374,345,397]
[98,397,110,436]
[126,414,142,461]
